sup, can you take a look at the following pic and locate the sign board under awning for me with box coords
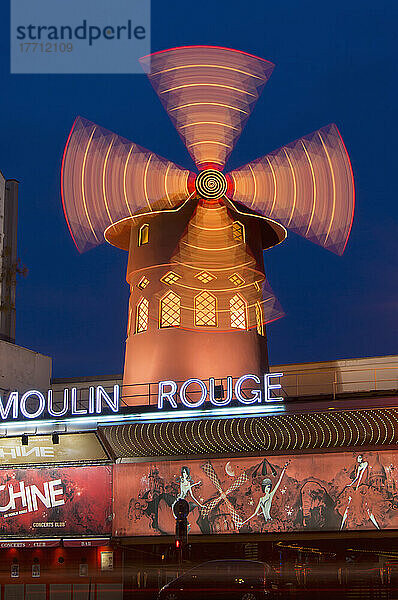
[0,433,107,465]
[0,539,61,548]
[63,538,111,547]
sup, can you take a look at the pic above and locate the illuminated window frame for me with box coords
[230,293,248,330]
[194,291,217,327]
[137,276,149,289]
[159,290,181,328]
[255,301,264,336]
[135,297,149,334]
[138,224,149,246]
[160,271,181,285]
[194,271,216,283]
[232,221,245,243]
[228,273,245,287]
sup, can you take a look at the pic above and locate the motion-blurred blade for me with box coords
[61,116,192,252]
[162,202,284,328]
[229,124,355,254]
[140,46,274,170]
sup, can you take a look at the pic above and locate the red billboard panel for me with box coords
[113,451,398,536]
[0,466,112,536]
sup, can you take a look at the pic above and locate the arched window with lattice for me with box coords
[230,294,247,329]
[138,223,149,246]
[160,291,181,328]
[255,301,264,336]
[232,221,245,243]
[194,291,217,327]
[135,298,149,333]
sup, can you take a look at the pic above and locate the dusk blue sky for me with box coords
[0,1,396,377]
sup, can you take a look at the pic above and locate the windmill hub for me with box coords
[195,169,227,200]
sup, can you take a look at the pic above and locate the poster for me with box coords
[113,451,398,536]
[0,466,112,536]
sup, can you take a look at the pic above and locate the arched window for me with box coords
[160,291,181,328]
[230,294,247,329]
[255,301,264,336]
[138,223,149,246]
[135,298,149,333]
[232,221,245,243]
[195,291,217,327]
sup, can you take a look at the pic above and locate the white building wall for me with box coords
[0,339,51,393]
[271,355,398,397]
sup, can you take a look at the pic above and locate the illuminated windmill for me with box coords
[61,46,354,403]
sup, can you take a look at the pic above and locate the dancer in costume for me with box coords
[338,455,380,530]
[243,461,289,524]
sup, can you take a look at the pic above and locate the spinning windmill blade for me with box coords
[229,123,355,255]
[140,46,275,170]
[138,46,354,256]
[61,116,193,253]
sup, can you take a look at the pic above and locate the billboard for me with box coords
[0,465,112,536]
[0,434,108,465]
[113,451,398,536]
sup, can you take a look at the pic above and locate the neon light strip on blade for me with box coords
[81,128,99,242]
[169,103,249,114]
[161,83,256,97]
[180,122,239,130]
[150,64,265,79]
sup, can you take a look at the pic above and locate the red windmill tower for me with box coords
[61,46,354,405]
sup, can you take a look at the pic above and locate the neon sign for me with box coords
[157,373,284,410]
[0,385,120,422]
[0,376,283,423]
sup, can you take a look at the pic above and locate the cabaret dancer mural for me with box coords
[242,461,289,527]
[172,466,203,531]
[113,450,398,537]
[337,454,383,530]
[176,466,202,505]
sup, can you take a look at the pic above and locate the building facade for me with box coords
[0,355,397,599]
[0,44,394,600]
